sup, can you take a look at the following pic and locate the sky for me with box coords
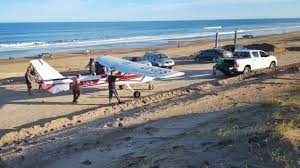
[0,0,299,22]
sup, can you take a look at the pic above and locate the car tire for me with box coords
[269,62,276,71]
[133,91,141,98]
[220,69,231,76]
[243,66,251,75]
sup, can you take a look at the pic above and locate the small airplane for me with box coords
[30,56,185,98]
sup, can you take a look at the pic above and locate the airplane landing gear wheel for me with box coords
[133,91,141,98]
[148,84,154,90]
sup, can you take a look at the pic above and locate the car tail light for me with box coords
[234,61,239,67]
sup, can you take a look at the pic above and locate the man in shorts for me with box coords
[107,70,123,105]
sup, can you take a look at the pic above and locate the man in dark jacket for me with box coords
[107,70,122,105]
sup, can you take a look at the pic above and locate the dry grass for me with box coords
[214,127,238,141]
[268,95,300,167]
[261,98,283,107]
[271,149,291,167]
[222,95,300,167]
[272,96,300,146]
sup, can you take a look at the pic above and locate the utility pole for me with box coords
[215,32,219,48]
[234,30,238,45]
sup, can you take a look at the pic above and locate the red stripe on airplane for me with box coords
[119,74,141,80]
[80,79,100,87]
[44,84,54,90]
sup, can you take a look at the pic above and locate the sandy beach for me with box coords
[0,32,299,167]
[0,32,300,131]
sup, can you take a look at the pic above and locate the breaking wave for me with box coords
[0,30,243,51]
[203,26,222,29]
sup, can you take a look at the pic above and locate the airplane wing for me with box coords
[30,59,72,94]
[96,56,185,79]
[30,59,66,81]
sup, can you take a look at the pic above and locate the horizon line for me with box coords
[0,17,299,24]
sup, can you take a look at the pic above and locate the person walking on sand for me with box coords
[71,74,81,104]
[107,70,123,105]
[25,68,36,96]
[86,58,96,75]
[212,56,224,76]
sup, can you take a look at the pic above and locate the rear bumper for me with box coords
[160,66,174,68]
[219,67,239,76]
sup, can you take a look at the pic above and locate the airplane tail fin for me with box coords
[30,59,72,94]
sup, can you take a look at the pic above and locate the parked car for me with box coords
[142,52,175,69]
[37,53,53,58]
[223,44,246,53]
[242,35,255,39]
[219,50,277,76]
[122,56,152,66]
[194,48,232,63]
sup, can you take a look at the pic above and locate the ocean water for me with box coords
[0,18,300,58]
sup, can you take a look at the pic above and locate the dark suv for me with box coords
[194,48,232,63]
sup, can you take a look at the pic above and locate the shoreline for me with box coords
[0,31,299,62]
[0,31,299,79]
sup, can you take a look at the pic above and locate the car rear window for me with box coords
[216,49,226,53]
[202,50,214,55]
[233,51,251,58]
[157,54,168,59]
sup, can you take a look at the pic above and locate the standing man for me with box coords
[107,70,123,105]
[72,74,81,104]
[86,58,96,75]
[25,67,36,96]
